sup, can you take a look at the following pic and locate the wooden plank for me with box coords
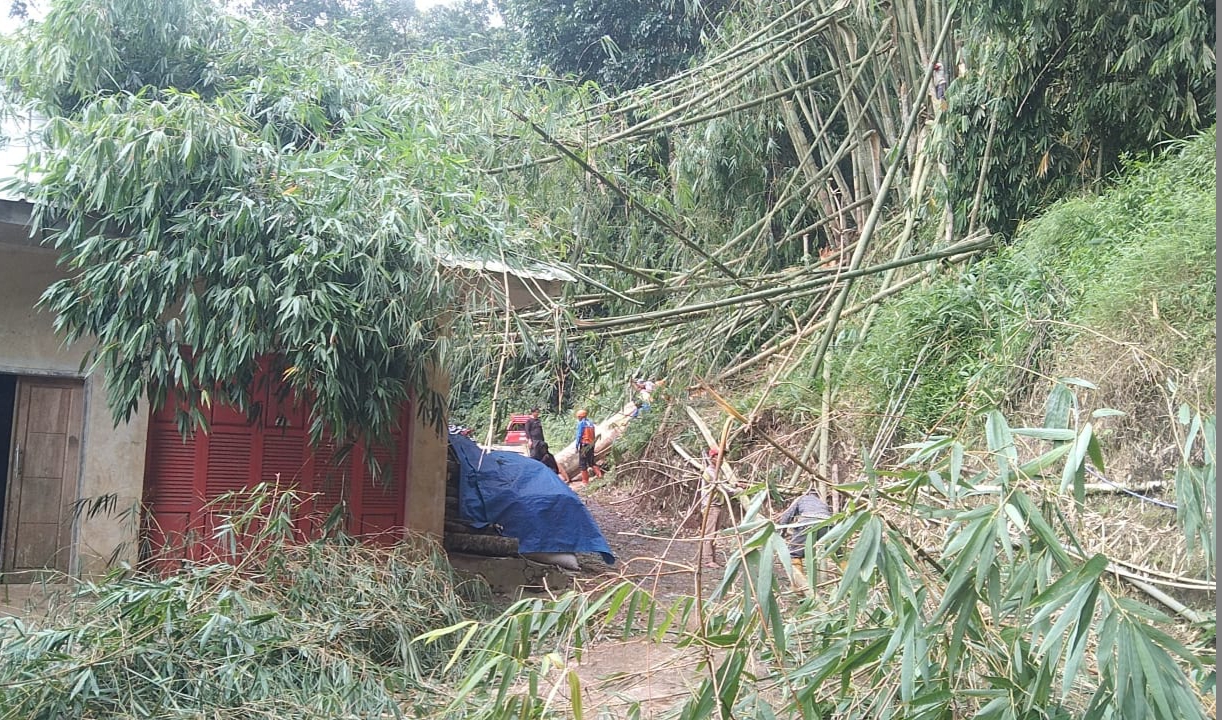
[2,379,82,575]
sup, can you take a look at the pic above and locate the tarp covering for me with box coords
[449,433,615,565]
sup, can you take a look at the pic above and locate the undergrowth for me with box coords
[838,127,1216,450]
[0,399,1213,720]
[0,488,488,719]
[426,397,1215,720]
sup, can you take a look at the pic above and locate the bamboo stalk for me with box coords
[717,262,941,379]
[510,109,759,294]
[488,4,855,175]
[839,127,939,372]
[673,39,896,283]
[1117,575,1207,624]
[818,347,832,480]
[792,7,957,396]
[576,237,991,332]
[570,1,842,120]
[967,102,1000,237]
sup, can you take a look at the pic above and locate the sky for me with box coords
[0,0,467,35]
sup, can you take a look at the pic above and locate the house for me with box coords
[0,166,571,580]
[0,201,448,577]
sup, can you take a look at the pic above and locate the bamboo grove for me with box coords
[0,0,1213,718]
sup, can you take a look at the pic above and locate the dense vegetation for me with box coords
[841,129,1216,449]
[0,0,548,445]
[0,0,1213,718]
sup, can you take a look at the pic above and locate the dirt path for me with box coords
[571,484,722,603]
[553,484,736,717]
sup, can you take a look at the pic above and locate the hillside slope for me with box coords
[835,128,1216,481]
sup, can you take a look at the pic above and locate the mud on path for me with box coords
[550,483,739,718]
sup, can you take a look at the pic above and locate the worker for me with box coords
[932,61,948,110]
[777,489,832,590]
[573,409,602,486]
[697,445,735,568]
[525,406,547,462]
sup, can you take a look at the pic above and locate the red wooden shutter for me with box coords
[142,361,410,561]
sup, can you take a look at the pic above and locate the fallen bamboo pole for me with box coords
[575,236,992,332]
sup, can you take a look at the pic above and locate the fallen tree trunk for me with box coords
[553,399,641,478]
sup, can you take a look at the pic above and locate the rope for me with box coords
[1085,466,1178,511]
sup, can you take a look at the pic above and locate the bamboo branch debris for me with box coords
[478,2,1003,407]
[797,5,958,392]
[489,2,858,174]
[572,236,992,334]
[509,108,761,295]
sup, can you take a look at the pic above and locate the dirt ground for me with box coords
[571,482,724,602]
[542,482,742,718]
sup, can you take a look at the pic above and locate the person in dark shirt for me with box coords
[525,406,547,461]
[778,492,832,557]
[537,442,560,475]
[777,490,833,591]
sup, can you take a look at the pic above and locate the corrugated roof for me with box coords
[438,252,576,283]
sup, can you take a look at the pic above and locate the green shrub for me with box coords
[840,128,1216,443]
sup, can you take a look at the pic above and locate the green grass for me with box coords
[838,127,1216,444]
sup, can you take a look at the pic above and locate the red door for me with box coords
[142,366,410,561]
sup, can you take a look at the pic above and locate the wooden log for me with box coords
[443,531,520,557]
[554,399,641,477]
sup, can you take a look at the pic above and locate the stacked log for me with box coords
[444,528,520,556]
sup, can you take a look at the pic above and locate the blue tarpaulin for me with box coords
[449,433,615,565]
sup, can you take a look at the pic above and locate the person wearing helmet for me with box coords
[698,445,731,568]
[573,409,602,486]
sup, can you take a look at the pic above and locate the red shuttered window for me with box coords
[141,364,410,561]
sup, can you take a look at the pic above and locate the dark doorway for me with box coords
[0,374,16,542]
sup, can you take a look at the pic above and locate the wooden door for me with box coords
[2,378,84,575]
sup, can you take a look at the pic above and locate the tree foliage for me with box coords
[239,0,510,61]
[0,0,540,444]
[500,0,733,90]
[240,0,417,56]
[942,0,1216,234]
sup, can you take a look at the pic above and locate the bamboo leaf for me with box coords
[567,669,583,720]
[1013,427,1076,441]
[1060,422,1094,503]
[1043,382,1074,429]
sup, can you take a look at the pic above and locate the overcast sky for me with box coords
[0,0,466,35]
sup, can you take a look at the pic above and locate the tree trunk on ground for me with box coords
[553,399,640,478]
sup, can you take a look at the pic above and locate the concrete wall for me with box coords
[406,364,448,539]
[0,237,147,577]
